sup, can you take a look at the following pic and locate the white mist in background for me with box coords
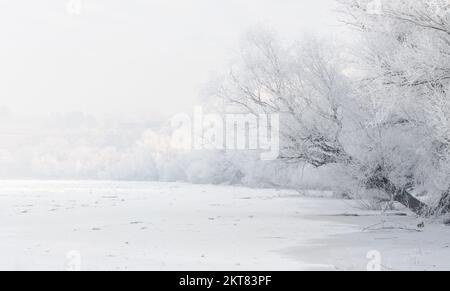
[0,0,341,189]
[0,111,330,190]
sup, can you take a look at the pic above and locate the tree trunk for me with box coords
[434,189,450,215]
[367,174,429,215]
[391,186,429,216]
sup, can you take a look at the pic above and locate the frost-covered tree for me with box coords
[338,0,450,214]
[214,0,450,216]
[214,29,353,168]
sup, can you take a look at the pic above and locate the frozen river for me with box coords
[0,180,448,271]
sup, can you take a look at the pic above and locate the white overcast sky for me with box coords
[0,0,340,119]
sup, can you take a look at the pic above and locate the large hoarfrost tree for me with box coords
[338,0,450,214]
[213,28,426,214]
[215,29,353,168]
[214,0,450,216]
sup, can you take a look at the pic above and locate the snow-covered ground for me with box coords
[0,180,449,271]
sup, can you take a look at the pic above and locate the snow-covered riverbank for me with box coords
[0,180,449,271]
